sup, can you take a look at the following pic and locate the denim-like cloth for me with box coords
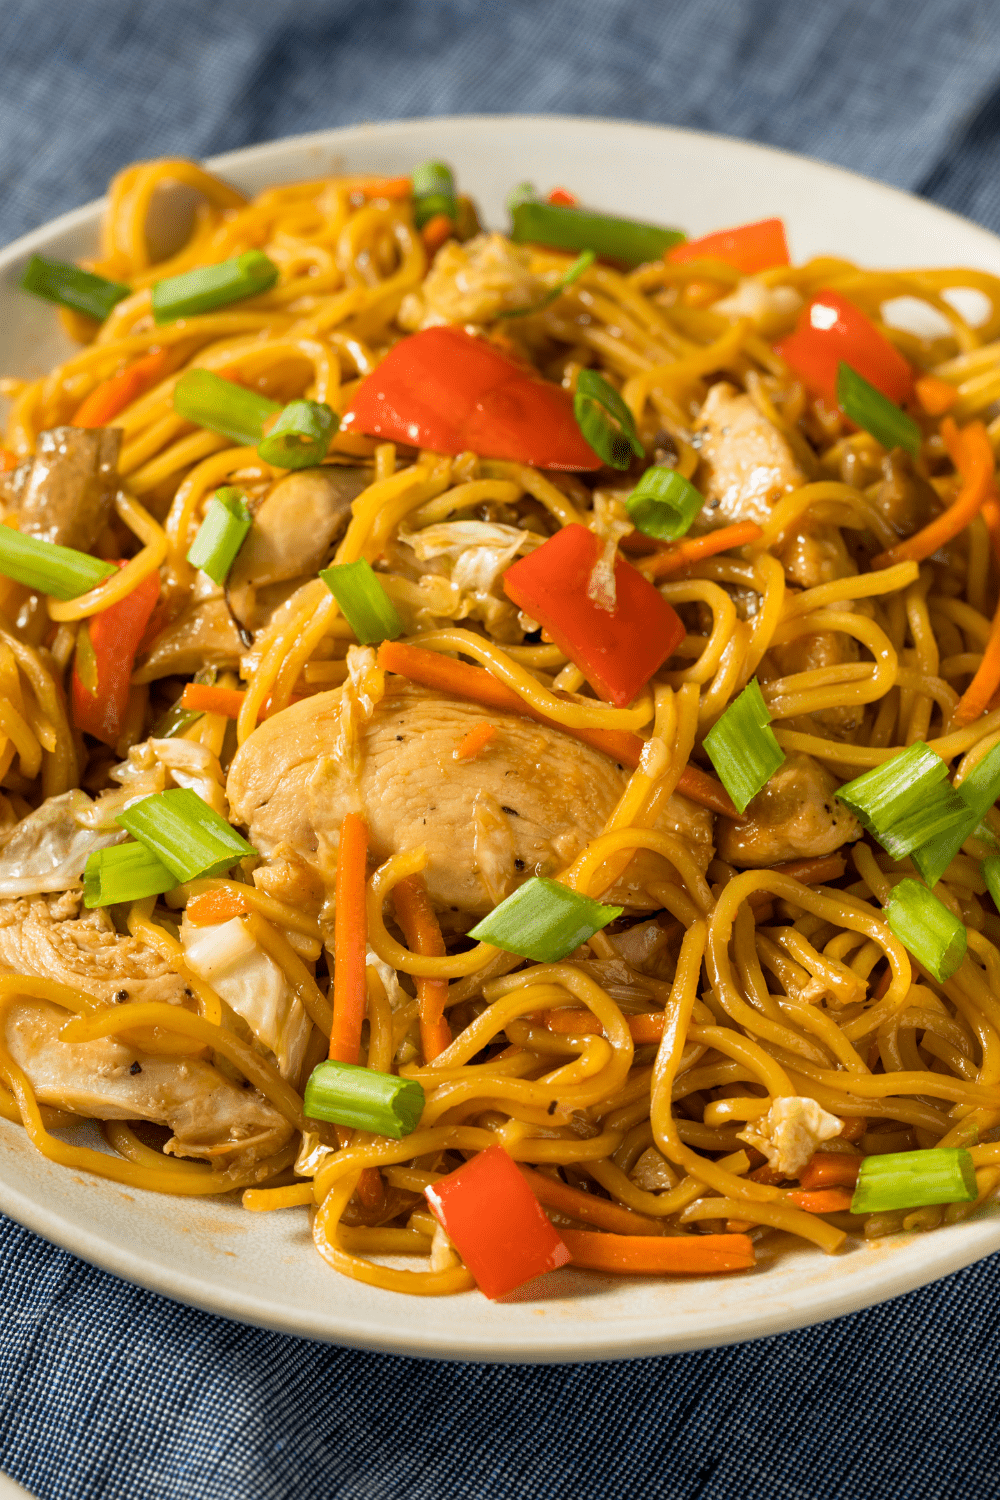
[3,1,1000,1496]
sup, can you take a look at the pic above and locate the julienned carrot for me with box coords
[915,374,958,416]
[392,873,451,1061]
[798,1154,861,1192]
[561,1228,755,1274]
[0,449,18,473]
[981,496,1000,570]
[675,763,743,821]
[542,1008,666,1045]
[181,683,248,719]
[786,1188,855,1214]
[422,214,455,255]
[453,721,498,760]
[71,348,169,427]
[872,417,995,570]
[640,521,763,580]
[521,1165,662,1236]
[184,888,249,926]
[954,591,1000,726]
[772,854,847,886]
[330,812,369,1065]
[348,175,413,201]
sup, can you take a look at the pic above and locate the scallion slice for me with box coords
[835,742,968,862]
[83,841,177,908]
[151,251,279,325]
[20,255,130,323]
[912,740,1000,886]
[981,854,1000,911]
[497,250,595,319]
[412,160,457,229]
[850,1148,977,1214]
[625,467,704,541]
[466,877,623,962]
[303,1059,424,1138]
[186,487,252,585]
[116,788,256,883]
[151,700,204,740]
[320,559,403,645]
[0,527,116,600]
[573,370,644,470]
[885,877,967,982]
[703,679,785,814]
[510,200,685,268]
[836,362,921,458]
[173,369,281,447]
[256,400,338,469]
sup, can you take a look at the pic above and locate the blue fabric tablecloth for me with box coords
[3,2,1000,1495]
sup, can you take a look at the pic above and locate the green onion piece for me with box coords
[19,255,130,323]
[0,527,116,601]
[256,400,338,469]
[981,854,1000,911]
[151,251,279,325]
[625,467,704,541]
[510,200,685,268]
[466,877,623,962]
[850,1147,977,1214]
[836,362,921,459]
[303,1059,425,1139]
[885,877,967,982]
[496,250,595,319]
[912,740,1000,886]
[703,679,785,814]
[835,741,969,862]
[573,370,644,470]
[320,559,403,645]
[83,841,177,908]
[412,160,457,229]
[152,700,204,740]
[506,182,537,214]
[116,788,256,883]
[187,487,252,585]
[173,369,281,447]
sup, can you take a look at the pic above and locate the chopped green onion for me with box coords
[20,255,130,323]
[850,1147,976,1214]
[510,200,685,269]
[835,742,968,862]
[573,370,644,470]
[703,679,785,814]
[836,362,921,459]
[912,740,1000,886]
[83,841,177,908]
[507,182,537,214]
[981,854,1000,911]
[151,251,278,325]
[412,160,457,229]
[187,487,252,585]
[256,400,338,469]
[0,527,116,601]
[320,559,403,645]
[625,467,704,541]
[152,699,204,740]
[116,788,256,883]
[466,877,623,962]
[497,250,595,319]
[303,1059,425,1138]
[173,369,281,447]
[885,877,967,982]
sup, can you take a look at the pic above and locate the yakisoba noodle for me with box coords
[1,156,1000,1298]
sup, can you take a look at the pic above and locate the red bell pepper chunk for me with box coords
[547,187,578,207]
[668,217,789,274]
[424,1144,570,1298]
[502,523,685,707]
[775,289,913,407]
[71,568,160,747]
[340,326,602,471]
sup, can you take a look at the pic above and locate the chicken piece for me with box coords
[227,682,714,917]
[398,233,547,331]
[0,892,189,1006]
[739,1096,842,1177]
[4,427,120,550]
[711,279,803,338]
[778,525,856,591]
[716,752,860,868]
[694,381,805,529]
[5,998,292,1167]
[874,448,941,539]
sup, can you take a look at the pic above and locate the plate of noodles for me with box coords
[1,115,1000,1362]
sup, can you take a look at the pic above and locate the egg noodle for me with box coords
[1,156,1000,1296]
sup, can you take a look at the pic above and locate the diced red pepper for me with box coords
[339,326,602,471]
[71,568,160,746]
[502,523,685,706]
[547,187,578,207]
[775,289,913,407]
[668,217,789,274]
[424,1144,570,1298]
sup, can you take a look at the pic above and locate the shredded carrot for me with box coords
[560,1228,755,1274]
[981,496,1000,570]
[798,1154,861,1192]
[872,417,995,569]
[786,1188,855,1214]
[641,521,763,580]
[675,763,743,820]
[184,889,249,926]
[954,592,1000,727]
[329,812,369,1065]
[840,1115,867,1142]
[180,683,248,719]
[350,175,412,201]
[72,348,169,427]
[392,873,451,1061]
[453,721,498,760]
[521,1165,662,1236]
[542,1008,666,1045]
[772,854,847,886]
[725,1218,756,1233]
[421,214,455,256]
[915,374,958,416]
[0,449,18,473]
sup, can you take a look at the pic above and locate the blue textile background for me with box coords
[2,1,1000,1495]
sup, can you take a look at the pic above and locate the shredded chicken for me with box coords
[398,233,547,330]
[739,1096,842,1177]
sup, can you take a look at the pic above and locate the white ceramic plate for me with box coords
[1,116,999,1363]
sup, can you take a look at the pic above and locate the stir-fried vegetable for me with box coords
[321,560,403,645]
[509,197,684,266]
[703,679,785,814]
[116,788,256,882]
[467,877,623,962]
[777,289,913,406]
[187,487,252,585]
[257,399,338,469]
[71,568,160,746]
[20,255,129,321]
[884,878,967,982]
[304,1059,425,1138]
[668,217,789,273]
[851,1149,977,1213]
[173,368,281,447]
[0,528,116,600]
[152,251,278,324]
